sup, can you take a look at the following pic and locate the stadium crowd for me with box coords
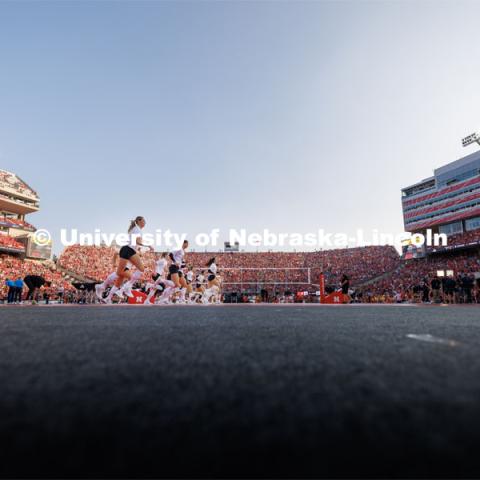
[0,235,25,251]
[359,251,480,303]
[57,245,401,296]
[0,254,74,303]
[427,229,480,252]
[306,246,400,286]
[0,216,35,231]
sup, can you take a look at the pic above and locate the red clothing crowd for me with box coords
[0,254,73,301]
[57,244,401,296]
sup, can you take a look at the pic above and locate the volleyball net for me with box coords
[194,267,320,293]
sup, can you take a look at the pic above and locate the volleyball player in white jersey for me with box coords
[168,240,188,303]
[95,250,132,303]
[202,257,221,303]
[185,266,195,303]
[212,271,223,304]
[145,252,175,305]
[145,252,168,291]
[155,252,169,279]
[109,216,153,300]
[188,270,205,303]
[196,270,206,293]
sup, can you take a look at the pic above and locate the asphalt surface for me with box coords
[1,304,480,478]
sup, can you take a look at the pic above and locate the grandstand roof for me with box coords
[401,176,435,192]
[434,149,480,177]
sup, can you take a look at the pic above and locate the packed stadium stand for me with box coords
[0,216,35,231]
[427,229,480,253]
[53,240,480,303]
[0,235,25,252]
[0,253,75,300]
[57,245,402,296]
[359,249,480,303]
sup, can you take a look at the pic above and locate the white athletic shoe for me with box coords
[114,288,125,298]
[95,285,104,300]
[122,285,134,298]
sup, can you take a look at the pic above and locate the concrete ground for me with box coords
[0,304,479,478]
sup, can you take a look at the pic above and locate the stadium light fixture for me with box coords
[461,131,480,148]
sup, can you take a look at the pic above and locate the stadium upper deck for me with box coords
[402,149,480,235]
[0,169,39,215]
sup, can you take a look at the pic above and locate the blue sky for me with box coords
[1,0,480,252]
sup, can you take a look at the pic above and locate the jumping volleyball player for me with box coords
[108,216,153,299]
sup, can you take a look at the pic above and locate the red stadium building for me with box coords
[402,149,480,254]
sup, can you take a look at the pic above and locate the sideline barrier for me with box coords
[319,273,349,304]
[127,290,147,305]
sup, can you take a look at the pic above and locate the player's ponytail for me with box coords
[128,216,144,233]
[205,257,215,267]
